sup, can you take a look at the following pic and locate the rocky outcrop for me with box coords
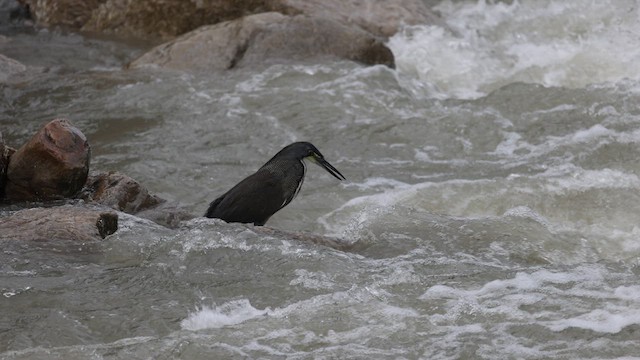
[4,118,90,202]
[128,12,394,71]
[20,0,441,40]
[18,0,103,28]
[270,0,445,38]
[0,131,13,199]
[83,171,163,214]
[83,0,269,40]
[0,205,118,241]
[82,171,193,227]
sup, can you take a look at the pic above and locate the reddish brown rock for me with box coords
[83,0,269,40]
[0,205,118,241]
[128,12,394,71]
[83,171,162,213]
[0,131,13,199]
[5,119,90,202]
[22,0,442,40]
[18,0,104,28]
[82,171,194,228]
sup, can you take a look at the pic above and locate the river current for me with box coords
[2,1,640,359]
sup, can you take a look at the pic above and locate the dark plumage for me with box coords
[205,142,345,226]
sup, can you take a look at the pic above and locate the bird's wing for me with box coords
[206,170,286,224]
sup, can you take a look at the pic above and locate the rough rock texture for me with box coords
[21,0,441,40]
[0,205,118,241]
[270,0,445,38]
[0,54,27,82]
[5,118,90,202]
[83,171,162,214]
[129,12,394,71]
[83,0,269,40]
[0,131,13,199]
[18,0,104,28]
[82,171,193,227]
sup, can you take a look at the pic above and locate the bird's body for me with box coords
[205,142,345,226]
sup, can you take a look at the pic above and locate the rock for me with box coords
[5,118,90,202]
[81,171,194,227]
[254,226,354,252]
[0,53,27,82]
[270,0,445,38]
[128,12,394,71]
[83,171,162,214]
[18,0,102,28]
[0,204,118,241]
[0,131,14,199]
[21,0,443,40]
[0,0,30,24]
[83,0,269,40]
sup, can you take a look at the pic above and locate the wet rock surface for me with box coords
[82,171,194,228]
[128,12,394,71]
[4,118,90,202]
[20,0,440,39]
[0,204,118,241]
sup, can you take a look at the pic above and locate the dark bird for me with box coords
[205,142,345,226]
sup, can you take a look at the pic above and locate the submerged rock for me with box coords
[5,119,90,202]
[0,204,118,241]
[129,12,394,71]
[83,171,162,214]
[82,171,193,228]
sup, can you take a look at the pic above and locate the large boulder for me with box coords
[271,0,445,38]
[5,118,90,202]
[83,0,268,40]
[128,12,394,71]
[20,0,441,40]
[83,171,162,214]
[17,0,103,28]
[0,204,118,241]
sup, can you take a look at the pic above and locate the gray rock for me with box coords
[21,0,443,40]
[0,204,118,242]
[18,0,102,28]
[128,12,394,71]
[82,171,194,228]
[270,0,446,38]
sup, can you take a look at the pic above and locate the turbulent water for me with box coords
[3,1,640,358]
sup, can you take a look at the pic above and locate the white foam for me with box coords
[389,0,640,99]
[181,299,270,331]
[546,309,640,334]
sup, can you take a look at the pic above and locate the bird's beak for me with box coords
[309,154,346,181]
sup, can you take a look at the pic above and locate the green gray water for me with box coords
[3,1,640,359]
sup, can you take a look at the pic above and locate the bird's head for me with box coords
[276,142,346,181]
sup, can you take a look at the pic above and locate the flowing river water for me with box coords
[2,1,640,359]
